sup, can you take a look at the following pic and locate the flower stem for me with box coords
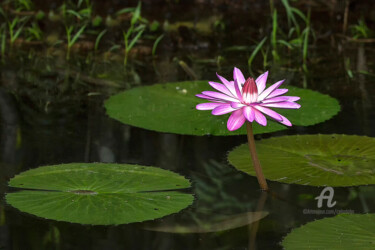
[246,122,268,190]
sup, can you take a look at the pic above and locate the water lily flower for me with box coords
[196,67,301,131]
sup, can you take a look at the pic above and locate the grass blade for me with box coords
[95,29,107,51]
[152,34,164,56]
[248,36,267,71]
[70,25,86,47]
[127,28,144,52]
[131,2,141,26]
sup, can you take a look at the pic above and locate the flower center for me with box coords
[242,77,258,105]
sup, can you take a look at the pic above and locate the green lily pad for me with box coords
[6,163,194,225]
[282,214,375,249]
[228,134,375,186]
[104,81,340,136]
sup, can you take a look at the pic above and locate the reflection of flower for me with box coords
[196,67,301,131]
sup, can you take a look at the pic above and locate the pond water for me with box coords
[1,0,375,249]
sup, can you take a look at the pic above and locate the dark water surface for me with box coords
[1,1,375,249]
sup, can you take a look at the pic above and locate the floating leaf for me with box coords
[228,134,375,186]
[143,211,268,233]
[282,214,375,249]
[6,163,193,225]
[104,81,340,136]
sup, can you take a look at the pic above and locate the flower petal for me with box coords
[202,91,239,103]
[267,88,288,99]
[258,80,285,101]
[284,96,300,102]
[233,67,246,85]
[196,93,222,102]
[196,102,223,110]
[261,101,301,109]
[254,106,282,121]
[279,114,292,126]
[255,71,268,94]
[234,79,243,102]
[253,108,267,126]
[243,106,255,122]
[216,73,230,85]
[209,81,234,97]
[230,102,245,108]
[216,73,237,97]
[261,96,290,103]
[226,81,237,96]
[212,104,237,115]
[227,109,246,131]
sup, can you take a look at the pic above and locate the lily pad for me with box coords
[282,214,375,249]
[6,163,194,225]
[104,81,340,136]
[228,134,375,186]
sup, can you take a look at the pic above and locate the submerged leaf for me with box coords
[143,211,268,233]
[6,163,193,225]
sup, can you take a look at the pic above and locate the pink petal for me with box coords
[253,108,267,126]
[279,114,292,126]
[261,101,301,109]
[258,80,285,101]
[226,81,237,96]
[227,109,246,131]
[233,67,246,85]
[261,96,290,104]
[216,73,237,97]
[202,91,239,103]
[230,102,245,108]
[208,81,235,97]
[212,104,237,115]
[216,73,230,85]
[254,106,282,121]
[284,96,300,102]
[255,71,268,94]
[267,88,288,99]
[234,79,243,102]
[196,93,222,102]
[196,102,223,110]
[243,106,255,122]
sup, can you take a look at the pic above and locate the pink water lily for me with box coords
[196,67,301,131]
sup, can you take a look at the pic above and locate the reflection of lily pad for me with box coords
[143,211,268,233]
[144,161,269,233]
[282,214,375,249]
[6,163,193,225]
[228,134,375,186]
[104,81,340,135]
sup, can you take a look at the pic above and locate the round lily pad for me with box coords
[282,214,375,249]
[6,163,194,225]
[104,81,340,136]
[228,134,375,186]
